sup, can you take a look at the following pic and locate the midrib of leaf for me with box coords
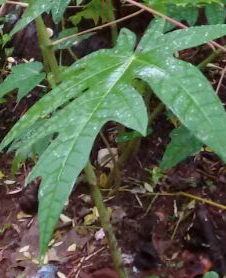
[46,56,135,184]
[39,55,136,244]
[136,56,225,149]
[0,55,126,150]
[3,57,137,158]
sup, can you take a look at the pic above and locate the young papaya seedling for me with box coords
[1,1,226,277]
[2,18,226,259]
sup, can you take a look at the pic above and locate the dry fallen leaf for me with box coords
[67,243,77,252]
[48,239,55,247]
[12,223,21,234]
[99,172,108,188]
[19,246,30,253]
[43,253,49,264]
[60,213,72,223]
[112,206,126,223]
[57,271,67,278]
[95,228,105,241]
[84,207,99,225]
[144,182,154,193]
[7,188,23,195]
[4,180,16,185]
[0,170,4,180]
[97,148,118,169]
[53,241,63,247]
[32,259,39,264]
[17,211,33,220]
[0,250,4,262]
[23,251,31,258]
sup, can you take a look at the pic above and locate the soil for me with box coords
[1,4,226,278]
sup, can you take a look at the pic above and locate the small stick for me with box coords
[51,9,144,47]
[216,65,226,94]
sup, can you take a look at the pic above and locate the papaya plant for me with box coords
[1,0,226,276]
[143,0,226,27]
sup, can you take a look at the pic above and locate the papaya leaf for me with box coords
[69,0,114,27]
[160,126,202,171]
[164,5,199,31]
[51,0,71,24]
[2,22,226,256]
[205,4,226,24]
[203,272,220,278]
[143,0,223,30]
[10,1,52,36]
[0,62,45,102]
[10,0,70,35]
[1,29,148,255]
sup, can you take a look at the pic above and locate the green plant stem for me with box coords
[148,102,165,124]
[197,47,224,71]
[84,162,128,278]
[106,0,118,46]
[35,16,61,83]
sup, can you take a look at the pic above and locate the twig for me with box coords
[112,187,226,211]
[0,3,6,14]
[68,247,106,278]
[100,131,117,167]
[171,211,184,240]
[124,0,226,53]
[5,1,84,8]
[198,47,226,70]
[144,193,159,216]
[51,9,144,47]
[5,1,28,7]
[146,191,226,211]
[216,65,226,94]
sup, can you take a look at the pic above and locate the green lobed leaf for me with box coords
[160,126,202,170]
[137,49,226,162]
[149,24,226,53]
[0,62,45,102]
[51,0,71,23]
[203,271,219,278]
[10,1,52,36]
[205,4,226,24]
[164,5,199,31]
[10,0,70,35]
[2,22,226,256]
[1,29,147,255]
[70,0,113,26]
